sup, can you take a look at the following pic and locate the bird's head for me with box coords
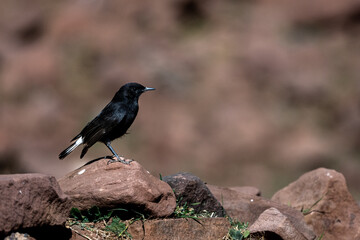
[113,82,155,101]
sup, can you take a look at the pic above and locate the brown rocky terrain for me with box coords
[2,162,360,239]
[1,0,360,199]
[1,1,360,239]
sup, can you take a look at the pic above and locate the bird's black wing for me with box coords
[76,103,127,147]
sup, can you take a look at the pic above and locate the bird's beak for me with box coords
[144,87,155,92]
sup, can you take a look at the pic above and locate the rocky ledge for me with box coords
[1,159,360,240]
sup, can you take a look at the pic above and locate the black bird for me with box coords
[59,82,155,164]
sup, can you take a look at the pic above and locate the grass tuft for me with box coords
[67,206,135,239]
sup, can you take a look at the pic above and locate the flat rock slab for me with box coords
[0,174,71,235]
[69,218,230,240]
[129,217,230,240]
[58,159,176,218]
[163,172,226,217]
[272,168,360,240]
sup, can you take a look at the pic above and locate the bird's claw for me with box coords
[120,159,134,165]
[107,158,116,165]
[107,155,134,165]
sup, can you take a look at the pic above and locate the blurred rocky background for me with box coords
[0,0,360,198]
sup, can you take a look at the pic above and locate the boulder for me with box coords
[272,168,360,240]
[249,207,311,240]
[58,159,176,218]
[208,185,315,239]
[128,217,230,240]
[0,174,71,235]
[162,172,226,217]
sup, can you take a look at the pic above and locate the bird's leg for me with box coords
[105,142,133,165]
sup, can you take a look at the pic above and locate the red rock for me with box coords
[128,218,230,240]
[208,185,315,239]
[249,207,313,240]
[0,174,71,235]
[69,217,230,240]
[58,159,176,218]
[207,184,261,198]
[272,168,360,240]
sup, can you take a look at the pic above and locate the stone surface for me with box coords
[282,0,360,23]
[249,207,311,240]
[209,185,316,240]
[272,168,360,240]
[128,218,230,240]
[0,174,71,235]
[163,172,226,217]
[207,184,261,198]
[58,159,176,218]
[69,217,230,240]
[4,232,35,240]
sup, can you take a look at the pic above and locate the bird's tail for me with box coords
[59,137,83,160]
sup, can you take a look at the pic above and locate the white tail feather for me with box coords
[59,137,83,159]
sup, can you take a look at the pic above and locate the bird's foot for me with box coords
[107,155,133,165]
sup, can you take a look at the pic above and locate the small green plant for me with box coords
[301,196,324,215]
[70,206,120,222]
[106,216,132,238]
[174,201,198,219]
[229,221,250,240]
[316,232,325,240]
[68,206,133,239]
[223,218,251,240]
[173,200,217,219]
